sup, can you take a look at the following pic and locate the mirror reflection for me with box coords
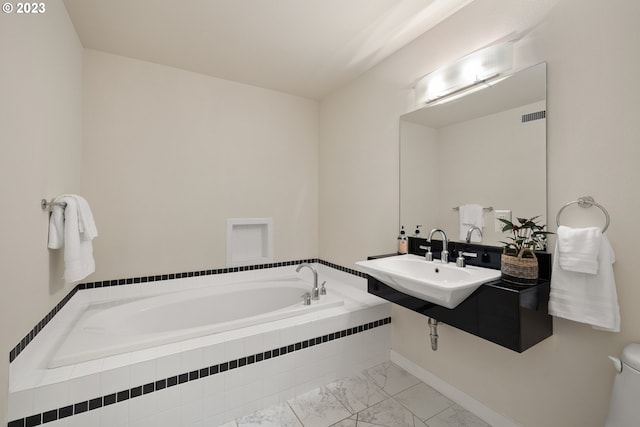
[400,62,547,246]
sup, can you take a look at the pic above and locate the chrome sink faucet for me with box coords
[465,225,483,243]
[428,228,449,263]
[296,263,320,300]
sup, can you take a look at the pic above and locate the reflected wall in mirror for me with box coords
[400,62,547,246]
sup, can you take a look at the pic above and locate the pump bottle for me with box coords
[397,226,408,254]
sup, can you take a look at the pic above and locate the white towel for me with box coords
[459,204,484,241]
[47,195,98,283]
[557,226,602,274]
[548,233,620,332]
[47,202,65,250]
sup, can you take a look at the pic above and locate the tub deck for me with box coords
[49,277,344,368]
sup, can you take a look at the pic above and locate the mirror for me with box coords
[400,62,547,246]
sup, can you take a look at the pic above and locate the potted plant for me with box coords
[498,216,552,285]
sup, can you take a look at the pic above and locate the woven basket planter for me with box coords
[501,248,538,285]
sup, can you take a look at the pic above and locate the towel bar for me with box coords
[41,198,67,212]
[556,196,610,232]
[452,206,493,212]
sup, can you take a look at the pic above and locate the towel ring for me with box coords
[556,196,610,232]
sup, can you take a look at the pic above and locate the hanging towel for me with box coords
[459,204,484,241]
[47,202,65,250]
[47,195,98,283]
[557,226,602,274]
[548,232,620,332]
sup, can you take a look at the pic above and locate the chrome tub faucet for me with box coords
[296,263,320,300]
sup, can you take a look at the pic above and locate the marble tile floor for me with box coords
[221,361,491,427]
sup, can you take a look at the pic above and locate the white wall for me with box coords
[82,50,319,281]
[0,0,83,422]
[319,0,640,426]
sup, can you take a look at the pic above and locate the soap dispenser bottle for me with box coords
[397,226,408,254]
[414,225,422,237]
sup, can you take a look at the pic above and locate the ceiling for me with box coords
[62,0,474,99]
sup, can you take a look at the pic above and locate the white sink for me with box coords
[356,254,501,308]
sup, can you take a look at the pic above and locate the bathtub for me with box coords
[49,277,343,368]
[9,264,391,426]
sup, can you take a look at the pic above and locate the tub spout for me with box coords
[296,263,319,300]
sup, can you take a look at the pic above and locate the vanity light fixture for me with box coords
[415,41,514,106]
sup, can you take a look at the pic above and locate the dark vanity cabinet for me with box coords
[367,239,553,353]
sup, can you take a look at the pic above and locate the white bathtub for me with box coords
[49,276,343,368]
[9,264,391,426]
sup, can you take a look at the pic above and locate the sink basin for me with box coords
[356,254,501,308]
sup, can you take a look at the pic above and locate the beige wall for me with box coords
[0,0,83,422]
[82,50,319,281]
[320,0,640,426]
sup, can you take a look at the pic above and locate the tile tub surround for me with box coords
[227,361,490,427]
[8,264,391,426]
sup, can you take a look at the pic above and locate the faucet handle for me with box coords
[425,246,433,261]
[320,281,327,295]
[301,293,311,306]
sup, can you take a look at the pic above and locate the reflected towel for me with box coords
[459,204,484,242]
[557,226,602,274]
[47,195,98,283]
[548,234,620,332]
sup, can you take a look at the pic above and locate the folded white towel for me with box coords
[557,225,602,274]
[548,234,619,332]
[47,195,98,283]
[459,204,484,241]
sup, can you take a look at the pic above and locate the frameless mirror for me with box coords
[400,62,547,246]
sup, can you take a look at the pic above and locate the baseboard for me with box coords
[390,350,522,427]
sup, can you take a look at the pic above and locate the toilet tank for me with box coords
[606,344,640,427]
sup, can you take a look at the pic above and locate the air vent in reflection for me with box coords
[522,110,546,123]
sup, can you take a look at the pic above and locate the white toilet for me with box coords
[606,343,640,426]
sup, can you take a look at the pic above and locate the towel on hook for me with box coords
[48,195,98,283]
[458,204,484,242]
[548,232,620,332]
[557,226,602,274]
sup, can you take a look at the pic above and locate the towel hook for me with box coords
[556,196,610,232]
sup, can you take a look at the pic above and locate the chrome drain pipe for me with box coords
[428,318,439,351]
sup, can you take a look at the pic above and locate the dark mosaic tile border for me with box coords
[77,258,318,289]
[9,258,366,363]
[319,259,367,279]
[7,317,391,427]
[8,287,78,364]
